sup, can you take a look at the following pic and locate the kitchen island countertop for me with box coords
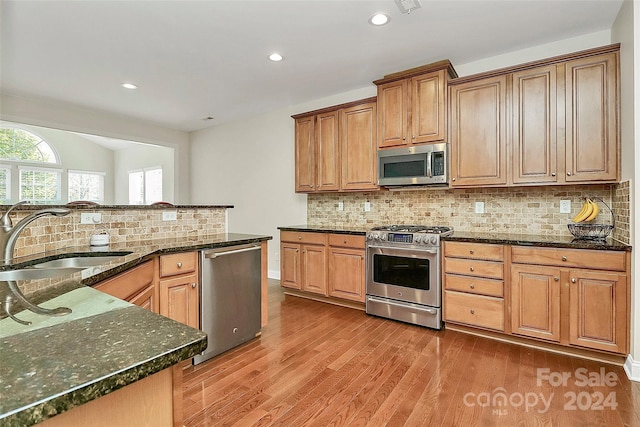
[0,232,272,427]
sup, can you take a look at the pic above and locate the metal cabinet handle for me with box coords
[298,236,302,240]
[452,177,456,181]
[554,277,559,281]
[561,256,567,261]
[469,249,474,254]
[571,278,577,283]
[567,172,572,176]
[412,135,416,139]
[469,284,475,289]
[551,172,556,177]
[343,240,347,244]
[402,136,406,141]
[470,267,475,272]
[177,262,183,268]
[470,309,475,314]
[191,283,197,288]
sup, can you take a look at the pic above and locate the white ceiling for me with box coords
[1,0,624,133]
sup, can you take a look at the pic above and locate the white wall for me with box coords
[113,143,175,204]
[189,86,376,277]
[190,31,614,278]
[0,93,190,203]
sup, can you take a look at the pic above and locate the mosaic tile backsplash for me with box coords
[308,183,630,243]
[8,208,228,259]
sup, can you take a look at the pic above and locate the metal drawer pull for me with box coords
[561,256,567,261]
[470,267,475,272]
[367,296,437,315]
[469,284,475,289]
[298,236,302,240]
[177,262,183,268]
[470,309,475,314]
[191,283,196,288]
[554,277,559,281]
[469,250,474,254]
[204,246,261,259]
[571,278,577,283]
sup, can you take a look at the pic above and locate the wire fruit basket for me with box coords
[567,196,614,240]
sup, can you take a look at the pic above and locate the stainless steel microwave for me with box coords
[377,143,448,187]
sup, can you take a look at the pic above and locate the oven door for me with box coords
[366,245,441,307]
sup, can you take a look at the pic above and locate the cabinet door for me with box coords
[511,265,561,342]
[340,102,378,191]
[316,111,340,191]
[569,270,627,353]
[565,52,619,182]
[450,76,508,186]
[301,244,327,295]
[280,243,301,289]
[411,70,446,144]
[159,273,199,329]
[377,80,407,148]
[295,115,316,192]
[512,65,558,184]
[130,284,157,312]
[328,247,365,302]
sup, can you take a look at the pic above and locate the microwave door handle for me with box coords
[426,152,433,177]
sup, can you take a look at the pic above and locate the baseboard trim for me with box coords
[268,269,280,280]
[283,289,365,311]
[624,354,640,382]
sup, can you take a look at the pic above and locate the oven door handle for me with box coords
[367,245,438,255]
[367,296,438,315]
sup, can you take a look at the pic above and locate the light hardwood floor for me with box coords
[183,281,640,426]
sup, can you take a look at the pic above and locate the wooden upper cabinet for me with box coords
[377,80,407,148]
[565,51,619,182]
[316,111,340,191]
[375,61,455,149]
[340,102,378,191]
[292,97,378,193]
[294,115,316,192]
[512,65,558,184]
[411,69,447,144]
[449,75,508,187]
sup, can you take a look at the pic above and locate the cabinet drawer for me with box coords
[444,241,504,261]
[444,291,504,331]
[160,252,198,277]
[444,257,504,280]
[328,233,365,249]
[281,231,327,245]
[444,274,503,297]
[511,246,626,271]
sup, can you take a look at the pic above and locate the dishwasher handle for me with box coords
[204,245,261,259]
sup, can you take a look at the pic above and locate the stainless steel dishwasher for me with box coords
[193,244,262,365]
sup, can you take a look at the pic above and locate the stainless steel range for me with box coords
[365,225,453,329]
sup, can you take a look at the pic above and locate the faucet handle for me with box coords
[1,201,30,227]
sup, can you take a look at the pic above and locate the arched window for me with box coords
[0,126,62,203]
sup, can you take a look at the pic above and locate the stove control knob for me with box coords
[367,233,373,240]
[430,237,437,244]
[381,234,387,241]
[415,236,421,243]
[373,233,380,240]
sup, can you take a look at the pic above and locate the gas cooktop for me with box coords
[370,225,453,234]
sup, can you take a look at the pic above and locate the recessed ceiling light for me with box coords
[369,13,390,26]
[121,83,138,89]
[269,53,283,62]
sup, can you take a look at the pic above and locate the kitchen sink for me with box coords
[29,254,130,269]
[0,267,83,281]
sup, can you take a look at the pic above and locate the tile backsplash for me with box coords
[9,207,228,259]
[308,183,630,243]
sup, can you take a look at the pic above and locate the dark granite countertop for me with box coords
[278,225,368,235]
[277,225,631,252]
[444,231,631,251]
[0,204,234,210]
[0,232,272,426]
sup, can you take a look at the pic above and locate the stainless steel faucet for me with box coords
[1,201,71,264]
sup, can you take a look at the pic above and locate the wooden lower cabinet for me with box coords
[444,291,504,331]
[94,260,159,313]
[328,246,365,302]
[159,272,199,330]
[280,231,365,304]
[510,264,561,342]
[568,269,628,353]
[159,252,200,329]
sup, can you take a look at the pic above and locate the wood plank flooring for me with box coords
[183,281,640,426]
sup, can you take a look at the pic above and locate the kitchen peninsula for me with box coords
[0,204,272,427]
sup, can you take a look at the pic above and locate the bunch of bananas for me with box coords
[572,198,599,222]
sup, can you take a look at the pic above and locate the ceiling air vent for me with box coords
[395,0,422,14]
